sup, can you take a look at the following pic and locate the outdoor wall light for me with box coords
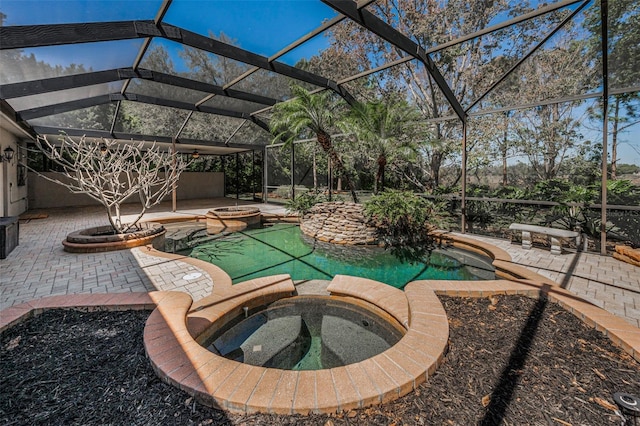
[192,149,200,159]
[1,147,15,162]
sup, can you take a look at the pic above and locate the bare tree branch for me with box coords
[32,134,189,234]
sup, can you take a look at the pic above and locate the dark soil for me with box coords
[2,295,639,425]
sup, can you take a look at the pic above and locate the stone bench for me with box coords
[509,223,580,255]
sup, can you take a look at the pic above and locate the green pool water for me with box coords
[186,223,494,288]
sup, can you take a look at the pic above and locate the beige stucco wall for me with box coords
[28,171,225,209]
[0,127,29,217]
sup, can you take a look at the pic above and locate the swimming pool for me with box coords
[184,223,494,288]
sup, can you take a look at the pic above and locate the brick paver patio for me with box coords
[1,198,639,328]
[463,234,640,328]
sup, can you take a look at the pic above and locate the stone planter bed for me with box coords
[300,202,378,245]
[62,222,166,253]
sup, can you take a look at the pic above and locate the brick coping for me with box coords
[144,274,449,414]
[1,234,639,414]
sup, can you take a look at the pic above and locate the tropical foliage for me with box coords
[269,85,359,203]
[363,190,444,248]
[340,99,421,194]
[284,190,332,215]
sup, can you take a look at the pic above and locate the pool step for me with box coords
[164,225,227,253]
[436,247,496,275]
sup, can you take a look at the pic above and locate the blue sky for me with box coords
[0,0,161,25]
[162,0,338,59]
[0,0,337,63]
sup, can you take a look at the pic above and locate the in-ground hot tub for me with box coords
[205,206,261,234]
[203,296,405,370]
[145,274,449,414]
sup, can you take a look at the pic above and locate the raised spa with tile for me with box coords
[205,206,261,234]
[204,296,405,371]
[144,274,449,414]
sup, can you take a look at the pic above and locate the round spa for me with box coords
[202,296,405,370]
[205,206,261,234]
[144,274,449,414]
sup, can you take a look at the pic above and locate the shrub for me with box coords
[363,190,444,248]
[285,190,331,215]
[607,179,640,205]
[531,179,572,202]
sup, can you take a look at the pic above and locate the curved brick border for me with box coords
[207,206,261,217]
[143,274,449,414]
[433,232,640,361]
[205,207,262,234]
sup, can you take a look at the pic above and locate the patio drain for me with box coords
[183,272,203,280]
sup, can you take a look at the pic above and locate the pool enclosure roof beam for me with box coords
[0,0,593,138]
[336,0,584,87]
[0,21,357,106]
[121,0,173,96]
[114,0,173,140]
[16,93,270,132]
[465,0,591,113]
[31,125,258,152]
[0,68,278,108]
[222,0,376,110]
[321,0,466,122]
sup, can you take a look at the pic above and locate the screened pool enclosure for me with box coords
[1,0,638,253]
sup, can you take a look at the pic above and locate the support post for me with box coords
[171,137,177,212]
[461,121,467,234]
[291,141,295,201]
[236,152,240,200]
[328,156,332,202]
[252,150,256,201]
[222,155,226,198]
[263,146,268,203]
[600,0,609,255]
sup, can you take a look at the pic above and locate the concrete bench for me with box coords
[508,223,580,255]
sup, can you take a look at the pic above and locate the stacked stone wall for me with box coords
[300,202,378,245]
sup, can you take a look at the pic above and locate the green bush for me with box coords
[531,179,573,202]
[363,190,444,248]
[607,179,640,205]
[285,190,330,215]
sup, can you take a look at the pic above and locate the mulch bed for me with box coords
[2,295,639,425]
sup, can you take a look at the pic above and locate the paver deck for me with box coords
[0,198,286,310]
[1,198,639,414]
[446,232,640,328]
[2,199,638,328]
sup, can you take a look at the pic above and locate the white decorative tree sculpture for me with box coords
[34,134,188,234]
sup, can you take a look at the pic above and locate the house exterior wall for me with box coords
[28,171,225,209]
[0,127,29,217]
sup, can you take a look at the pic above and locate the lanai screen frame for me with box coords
[0,0,634,254]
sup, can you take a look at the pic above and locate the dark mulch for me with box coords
[2,295,639,425]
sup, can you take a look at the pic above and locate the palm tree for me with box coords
[341,99,420,194]
[270,85,358,202]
